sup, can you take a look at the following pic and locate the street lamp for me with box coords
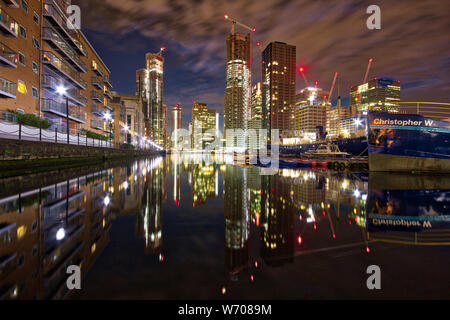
[56,85,70,144]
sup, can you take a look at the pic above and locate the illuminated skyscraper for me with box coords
[350,78,401,116]
[171,104,183,150]
[262,42,296,138]
[136,52,165,146]
[294,87,328,137]
[248,83,264,149]
[192,102,217,150]
[224,32,252,149]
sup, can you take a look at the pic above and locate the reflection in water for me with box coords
[0,155,449,299]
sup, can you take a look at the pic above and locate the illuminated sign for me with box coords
[17,80,27,94]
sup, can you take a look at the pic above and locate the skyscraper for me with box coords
[262,42,297,138]
[224,32,252,149]
[136,52,164,146]
[171,103,182,150]
[192,102,216,150]
[248,82,264,149]
[350,78,401,116]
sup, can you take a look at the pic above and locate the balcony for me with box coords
[104,102,113,111]
[0,7,19,37]
[91,90,103,103]
[0,40,17,68]
[104,76,113,88]
[42,51,87,89]
[41,77,89,106]
[43,0,87,57]
[92,76,102,89]
[104,89,113,100]
[41,98,86,123]
[91,118,104,130]
[92,103,104,116]
[92,64,103,77]
[0,76,16,98]
[42,26,87,73]
[2,0,19,8]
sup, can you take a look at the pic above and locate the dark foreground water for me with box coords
[0,154,449,300]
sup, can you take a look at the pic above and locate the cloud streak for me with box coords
[74,0,450,114]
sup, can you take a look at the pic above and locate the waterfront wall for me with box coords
[0,137,162,163]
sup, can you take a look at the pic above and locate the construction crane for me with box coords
[326,72,339,105]
[224,14,256,35]
[363,58,374,83]
[156,46,166,57]
[298,66,310,87]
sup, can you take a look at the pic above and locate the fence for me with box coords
[0,119,113,148]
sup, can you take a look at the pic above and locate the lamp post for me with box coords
[56,85,69,144]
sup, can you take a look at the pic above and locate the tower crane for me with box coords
[326,72,339,105]
[298,67,310,87]
[156,46,166,57]
[224,14,256,35]
[363,58,374,83]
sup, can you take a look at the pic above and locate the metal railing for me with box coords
[92,76,102,89]
[0,7,19,37]
[92,64,103,77]
[0,76,16,97]
[0,40,17,66]
[92,103,104,116]
[91,90,103,103]
[42,51,87,89]
[42,25,87,72]
[396,102,450,120]
[104,75,112,87]
[43,0,87,56]
[41,75,87,106]
[0,112,160,151]
[41,98,85,123]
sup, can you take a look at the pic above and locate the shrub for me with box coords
[80,128,109,141]
[15,113,51,129]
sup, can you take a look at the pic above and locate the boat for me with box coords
[368,111,450,172]
[303,143,351,158]
[278,136,368,157]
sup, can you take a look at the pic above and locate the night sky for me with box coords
[73,0,450,127]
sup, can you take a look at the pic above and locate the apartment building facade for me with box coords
[0,0,113,138]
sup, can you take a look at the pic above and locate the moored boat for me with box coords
[368,111,450,172]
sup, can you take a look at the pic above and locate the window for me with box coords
[32,87,38,98]
[33,12,39,24]
[32,61,38,74]
[17,108,24,115]
[21,0,28,13]
[18,52,26,66]
[32,37,40,49]
[19,25,27,39]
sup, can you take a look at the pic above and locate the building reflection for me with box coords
[136,158,165,255]
[260,172,295,267]
[223,165,249,280]
[0,170,112,299]
[1,157,449,300]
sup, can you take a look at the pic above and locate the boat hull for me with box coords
[368,111,450,172]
